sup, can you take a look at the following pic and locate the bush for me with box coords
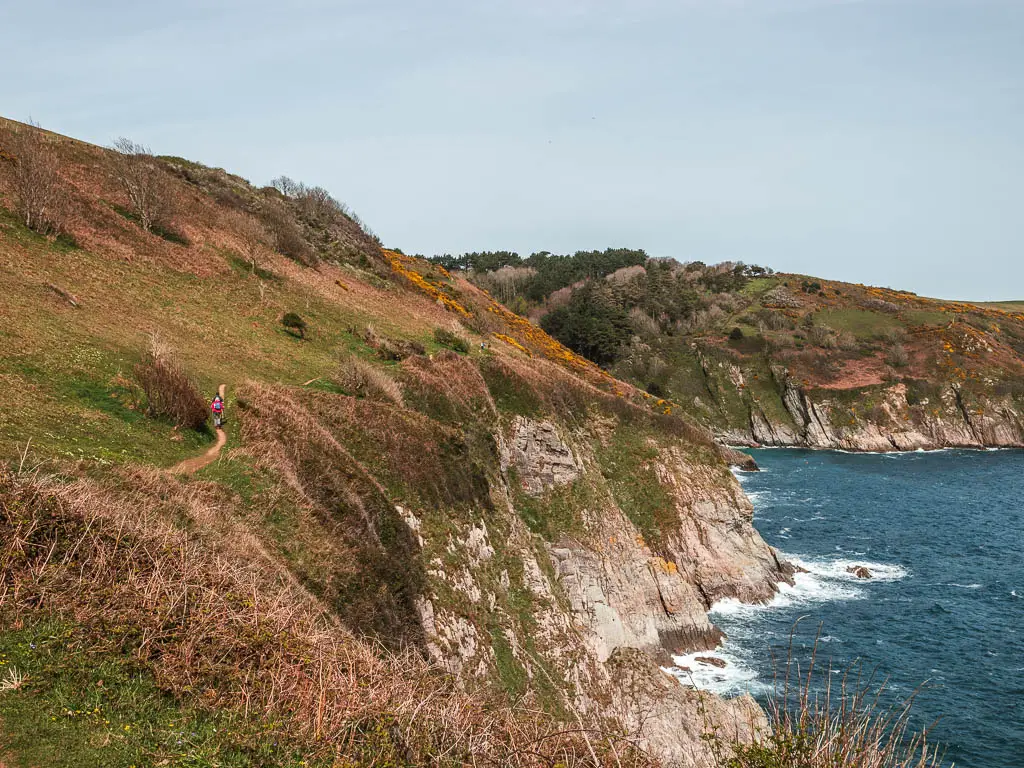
[886,343,909,368]
[755,309,793,331]
[729,327,744,341]
[807,325,836,348]
[334,357,404,405]
[433,327,470,354]
[281,312,307,339]
[881,326,907,344]
[134,353,207,430]
[359,325,425,360]
[836,330,859,351]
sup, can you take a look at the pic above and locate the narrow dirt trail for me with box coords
[171,384,228,475]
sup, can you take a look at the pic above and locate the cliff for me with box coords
[0,117,788,766]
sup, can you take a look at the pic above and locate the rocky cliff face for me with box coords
[407,409,790,764]
[722,365,1024,451]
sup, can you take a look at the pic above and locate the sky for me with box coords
[2,0,1022,300]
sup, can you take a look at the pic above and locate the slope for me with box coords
[0,118,787,766]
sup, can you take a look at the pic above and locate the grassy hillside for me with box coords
[0,117,945,768]
[0,118,750,767]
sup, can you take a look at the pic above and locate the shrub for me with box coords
[807,325,836,348]
[729,327,744,341]
[881,326,907,344]
[359,325,425,360]
[7,120,69,235]
[111,137,176,233]
[260,200,315,266]
[755,309,794,331]
[836,330,859,351]
[334,357,404,405]
[134,352,207,430]
[281,312,307,339]
[887,343,909,368]
[864,297,900,314]
[433,327,470,354]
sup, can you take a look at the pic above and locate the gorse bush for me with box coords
[433,327,470,354]
[134,351,207,430]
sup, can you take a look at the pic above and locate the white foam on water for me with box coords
[946,583,982,589]
[789,555,909,583]
[666,648,768,696]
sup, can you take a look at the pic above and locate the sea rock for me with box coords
[694,655,728,668]
[719,445,760,472]
[847,565,872,579]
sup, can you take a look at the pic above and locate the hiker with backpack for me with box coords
[211,393,225,429]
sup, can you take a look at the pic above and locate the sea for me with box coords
[668,448,1024,768]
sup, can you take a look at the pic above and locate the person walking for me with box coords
[211,393,225,429]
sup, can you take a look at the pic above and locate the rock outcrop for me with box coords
[734,368,1024,452]
[409,415,794,765]
[501,417,581,495]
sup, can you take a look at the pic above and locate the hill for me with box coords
[0,118,795,766]
[441,252,1024,451]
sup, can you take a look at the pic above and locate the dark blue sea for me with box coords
[670,448,1024,768]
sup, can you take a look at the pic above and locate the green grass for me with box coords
[596,427,675,548]
[812,308,903,339]
[510,469,589,539]
[902,309,949,327]
[0,618,326,768]
[0,217,394,465]
[224,251,280,282]
[739,277,778,295]
[488,625,527,698]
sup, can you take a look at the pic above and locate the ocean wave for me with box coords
[665,649,768,696]
[707,555,907,621]
[945,583,982,589]
[789,555,909,583]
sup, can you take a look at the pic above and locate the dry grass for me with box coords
[0,466,649,767]
[710,626,943,768]
[335,356,405,406]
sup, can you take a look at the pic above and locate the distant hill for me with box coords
[443,252,1024,451]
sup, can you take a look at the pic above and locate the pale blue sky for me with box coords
[3,0,1021,300]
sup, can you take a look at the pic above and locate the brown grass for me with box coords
[710,625,943,768]
[335,356,405,406]
[0,466,649,767]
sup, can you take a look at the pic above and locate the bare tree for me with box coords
[9,120,67,235]
[269,175,301,197]
[234,212,268,274]
[111,137,174,232]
